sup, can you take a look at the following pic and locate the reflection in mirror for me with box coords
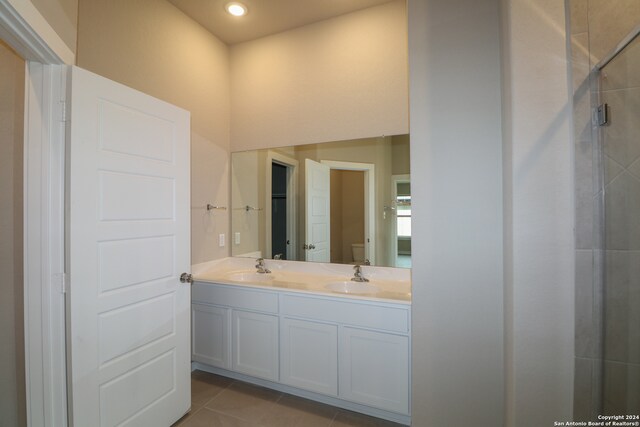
[231,135,410,268]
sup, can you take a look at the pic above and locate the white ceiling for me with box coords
[167,0,396,45]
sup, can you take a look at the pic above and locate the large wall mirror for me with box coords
[231,135,410,268]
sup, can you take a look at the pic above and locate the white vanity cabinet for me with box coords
[191,283,279,381]
[280,294,410,414]
[191,281,411,422]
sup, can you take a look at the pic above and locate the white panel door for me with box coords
[66,66,191,426]
[304,159,330,262]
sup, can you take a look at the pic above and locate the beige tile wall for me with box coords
[568,0,640,419]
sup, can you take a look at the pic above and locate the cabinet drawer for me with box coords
[192,282,278,313]
[280,294,409,333]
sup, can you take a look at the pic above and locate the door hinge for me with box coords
[595,103,609,126]
[53,273,67,294]
[60,100,67,123]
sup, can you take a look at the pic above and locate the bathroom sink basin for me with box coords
[224,271,274,282]
[324,281,379,294]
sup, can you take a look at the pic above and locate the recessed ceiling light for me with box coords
[226,2,247,17]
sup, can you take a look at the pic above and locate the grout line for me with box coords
[201,407,255,425]
[192,374,236,411]
[328,409,339,426]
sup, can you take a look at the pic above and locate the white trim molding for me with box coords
[1,0,71,424]
[0,0,74,65]
[23,62,68,427]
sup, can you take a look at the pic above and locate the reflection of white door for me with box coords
[305,159,330,262]
[391,174,410,267]
[67,66,191,426]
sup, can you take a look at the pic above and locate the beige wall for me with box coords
[230,151,262,256]
[0,40,26,427]
[77,0,231,264]
[391,134,410,175]
[30,0,78,54]
[229,0,409,152]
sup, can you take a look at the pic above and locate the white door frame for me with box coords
[0,1,73,425]
[265,151,298,260]
[391,174,410,267]
[320,160,375,265]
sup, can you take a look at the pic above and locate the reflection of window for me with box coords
[396,195,411,237]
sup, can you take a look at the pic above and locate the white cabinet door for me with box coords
[339,327,409,414]
[192,304,230,369]
[232,310,279,381]
[280,318,338,396]
[66,66,191,426]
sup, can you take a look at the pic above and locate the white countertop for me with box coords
[192,257,411,304]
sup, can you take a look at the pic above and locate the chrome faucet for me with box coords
[255,258,271,274]
[351,265,369,282]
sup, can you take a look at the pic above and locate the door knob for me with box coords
[180,273,193,284]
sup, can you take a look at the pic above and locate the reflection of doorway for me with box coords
[330,170,365,264]
[320,160,376,265]
[391,175,411,268]
[271,163,288,259]
[265,151,298,260]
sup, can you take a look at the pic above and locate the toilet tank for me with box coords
[351,243,365,262]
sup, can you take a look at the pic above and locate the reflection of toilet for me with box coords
[351,243,365,263]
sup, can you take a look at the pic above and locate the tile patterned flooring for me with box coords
[172,370,405,427]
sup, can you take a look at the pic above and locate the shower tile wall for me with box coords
[568,0,640,420]
[600,34,640,416]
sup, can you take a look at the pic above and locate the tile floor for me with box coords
[172,370,406,427]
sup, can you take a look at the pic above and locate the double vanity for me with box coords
[190,257,412,425]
